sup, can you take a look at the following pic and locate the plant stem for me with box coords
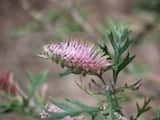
[91,114,96,120]
[98,71,121,120]
[106,87,116,120]
[113,69,118,85]
[96,73,106,86]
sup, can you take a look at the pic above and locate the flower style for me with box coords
[39,39,111,75]
[0,70,17,96]
[40,103,82,120]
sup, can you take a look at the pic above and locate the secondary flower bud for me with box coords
[40,103,82,120]
[0,70,17,96]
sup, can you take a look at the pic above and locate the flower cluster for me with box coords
[40,103,82,120]
[39,39,111,75]
[0,70,17,96]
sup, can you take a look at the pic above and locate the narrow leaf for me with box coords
[118,53,135,73]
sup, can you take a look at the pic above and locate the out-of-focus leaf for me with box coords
[10,22,42,37]
[153,107,160,120]
[43,98,99,120]
[136,0,160,14]
[52,99,76,112]
[127,63,150,77]
[46,9,65,21]
[27,70,48,96]
[65,98,97,110]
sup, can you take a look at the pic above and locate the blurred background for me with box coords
[0,0,160,120]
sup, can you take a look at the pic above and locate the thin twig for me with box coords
[96,73,106,85]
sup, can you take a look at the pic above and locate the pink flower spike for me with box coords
[39,39,112,75]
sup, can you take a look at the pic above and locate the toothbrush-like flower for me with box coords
[39,39,111,75]
[40,103,82,120]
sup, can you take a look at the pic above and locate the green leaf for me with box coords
[0,99,24,114]
[45,110,80,120]
[154,107,160,120]
[118,53,135,73]
[119,37,133,55]
[51,99,77,112]
[135,98,151,119]
[98,41,110,56]
[65,98,97,110]
[27,70,48,96]
[35,70,48,85]
[44,98,99,120]
[107,31,118,51]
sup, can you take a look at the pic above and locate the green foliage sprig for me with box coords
[40,22,151,120]
[0,22,154,120]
